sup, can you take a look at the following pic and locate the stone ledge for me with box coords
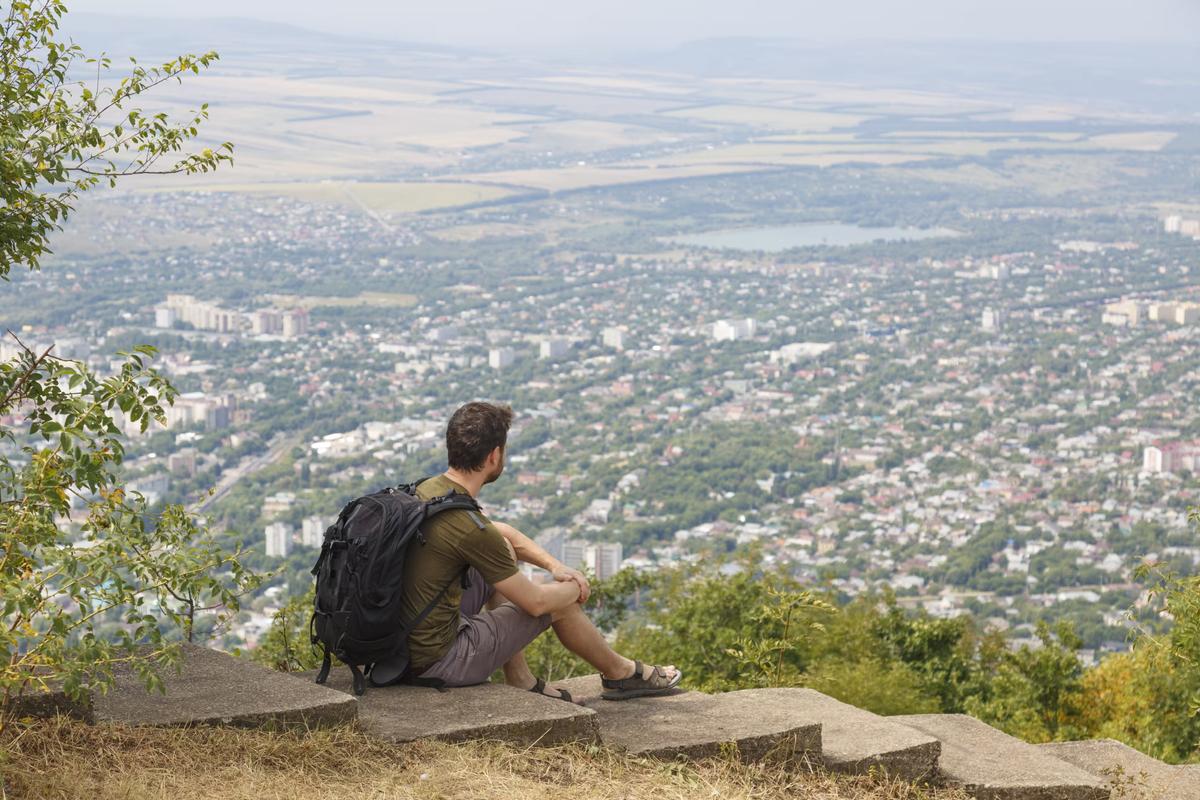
[309,670,599,746]
[1039,739,1200,800]
[94,644,358,730]
[893,714,1109,800]
[554,674,820,764]
[725,688,940,781]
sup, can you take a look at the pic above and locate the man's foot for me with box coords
[600,660,683,700]
[527,677,577,704]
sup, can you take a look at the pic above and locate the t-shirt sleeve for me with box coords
[444,511,518,585]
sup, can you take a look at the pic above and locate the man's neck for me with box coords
[442,468,485,498]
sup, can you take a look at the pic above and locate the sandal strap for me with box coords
[604,660,643,689]
[603,660,677,690]
[530,678,546,695]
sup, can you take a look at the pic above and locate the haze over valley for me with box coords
[14,12,1200,661]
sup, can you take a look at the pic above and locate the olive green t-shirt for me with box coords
[403,475,518,671]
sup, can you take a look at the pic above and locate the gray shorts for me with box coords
[416,568,553,687]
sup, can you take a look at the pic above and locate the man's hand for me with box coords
[551,565,591,604]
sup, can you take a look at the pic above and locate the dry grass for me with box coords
[0,717,971,800]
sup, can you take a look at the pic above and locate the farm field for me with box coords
[268,291,419,310]
[140,181,520,213]
[112,46,1190,215]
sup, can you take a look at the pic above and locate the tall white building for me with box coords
[585,542,624,581]
[713,318,757,342]
[488,347,516,370]
[1148,303,1178,322]
[540,337,570,360]
[981,308,1004,332]
[1102,300,1145,327]
[281,309,309,338]
[154,307,177,328]
[562,539,589,571]
[601,327,627,351]
[301,515,330,548]
[1165,215,1182,233]
[265,522,293,558]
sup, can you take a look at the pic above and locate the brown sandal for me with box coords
[529,678,576,704]
[600,660,682,700]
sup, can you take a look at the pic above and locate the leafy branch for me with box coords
[1,0,234,275]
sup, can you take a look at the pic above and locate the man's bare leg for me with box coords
[491,537,675,690]
[490,588,675,690]
[549,602,676,682]
[486,587,540,690]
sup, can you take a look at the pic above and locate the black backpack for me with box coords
[309,479,481,695]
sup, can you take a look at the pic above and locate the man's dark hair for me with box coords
[446,402,514,471]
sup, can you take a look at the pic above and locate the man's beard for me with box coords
[483,458,504,485]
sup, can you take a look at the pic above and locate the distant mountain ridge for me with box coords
[63,12,471,60]
[57,14,1200,114]
[634,37,1200,114]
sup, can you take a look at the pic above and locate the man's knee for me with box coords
[550,601,584,624]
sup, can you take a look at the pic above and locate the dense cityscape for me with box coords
[8,169,1199,659]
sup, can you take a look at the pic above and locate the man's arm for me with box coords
[492,521,558,570]
[493,570,581,618]
[493,521,590,602]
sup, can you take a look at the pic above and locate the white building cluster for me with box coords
[310,418,441,461]
[1164,215,1200,239]
[163,391,235,430]
[1102,299,1200,327]
[536,532,625,581]
[712,318,758,342]
[155,294,308,338]
[1143,443,1200,475]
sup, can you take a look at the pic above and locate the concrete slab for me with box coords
[892,714,1109,800]
[1039,739,1200,800]
[8,681,93,722]
[554,674,820,763]
[724,688,939,781]
[94,644,358,730]
[311,670,598,746]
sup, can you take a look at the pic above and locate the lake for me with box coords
[666,222,962,252]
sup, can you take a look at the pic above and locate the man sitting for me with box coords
[376,401,680,702]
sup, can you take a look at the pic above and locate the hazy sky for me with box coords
[64,0,1200,49]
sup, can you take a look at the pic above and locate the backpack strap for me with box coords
[401,566,467,639]
[348,663,367,696]
[315,646,332,685]
[424,490,481,514]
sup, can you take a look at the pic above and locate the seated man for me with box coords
[384,401,679,702]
